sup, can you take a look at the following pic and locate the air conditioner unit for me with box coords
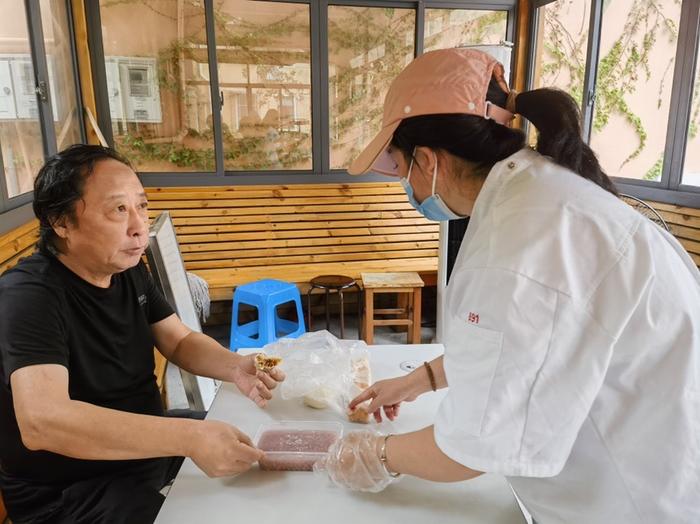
[0,54,60,122]
[0,59,17,120]
[120,57,162,123]
[105,58,124,121]
[105,56,162,123]
[11,58,39,120]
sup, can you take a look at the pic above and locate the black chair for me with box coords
[620,194,670,232]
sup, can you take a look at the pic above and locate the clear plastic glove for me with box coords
[313,430,398,493]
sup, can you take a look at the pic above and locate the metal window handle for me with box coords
[219,90,224,108]
[587,89,597,107]
[35,80,48,102]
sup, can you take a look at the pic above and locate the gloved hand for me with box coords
[313,430,399,493]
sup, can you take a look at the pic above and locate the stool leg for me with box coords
[411,287,422,344]
[307,290,312,331]
[324,289,330,332]
[229,295,239,350]
[357,284,362,340]
[339,290,345,339]
[363,289,374,345]
[396,293,409,333]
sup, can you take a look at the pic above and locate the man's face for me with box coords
[56,159,149,278]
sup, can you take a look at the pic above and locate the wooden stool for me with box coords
[307,275,360,339]
[361,272,424,345]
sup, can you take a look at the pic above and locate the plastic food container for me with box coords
[255,420,343,471]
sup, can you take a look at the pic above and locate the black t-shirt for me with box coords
[0,252,174,511]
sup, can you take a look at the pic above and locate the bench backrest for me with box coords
[0,219,39,274]
[145,182,440,299]
[651,201,700,266]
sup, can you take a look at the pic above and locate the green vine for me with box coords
[101,2,501,170]
[644,155,663,181]
[541,0,679,171]
[689,73,700,141]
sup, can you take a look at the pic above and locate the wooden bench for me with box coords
[0,220,39,275]
[651,201,700,266]
[145,182,440,302]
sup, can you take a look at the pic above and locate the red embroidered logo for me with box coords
[468,312,480,324]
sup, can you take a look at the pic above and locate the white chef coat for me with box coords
[433,148,700,523]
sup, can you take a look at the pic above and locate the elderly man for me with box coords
[0,145,284,524]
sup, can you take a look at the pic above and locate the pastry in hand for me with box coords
[347,358,372,423]
[255,353,283,372]
[347,405,370,424]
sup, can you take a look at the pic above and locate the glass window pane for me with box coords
[682,49,700,187]
[328,6,415,170]
[590,0,681,181]
[531,1,590,105]
[215,1,311,171]
[41,0,82,151]
[99,0,214,172]
[424,9,508,53]
[0,0,46,198]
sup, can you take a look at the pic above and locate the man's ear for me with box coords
[51,217,69,240]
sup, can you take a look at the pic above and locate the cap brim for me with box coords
[347,122,400,175]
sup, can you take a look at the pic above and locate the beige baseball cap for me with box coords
[348,48,514,176]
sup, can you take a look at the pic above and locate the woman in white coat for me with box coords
[317,48,700,523]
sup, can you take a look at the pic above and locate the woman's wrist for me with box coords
[376,434,401,478]
[407,364,434,396]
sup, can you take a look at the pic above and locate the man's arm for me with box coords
[150,313,243,382]
[150,314,284,407]
[11,364,262,476]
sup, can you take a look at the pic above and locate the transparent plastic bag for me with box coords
[260,330,369,416]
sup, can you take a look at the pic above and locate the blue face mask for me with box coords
[399,152,465,222]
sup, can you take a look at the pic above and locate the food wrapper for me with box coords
[260,331,371,420]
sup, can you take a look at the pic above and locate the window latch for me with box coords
[35,80,48,102]
[586,89,596,107]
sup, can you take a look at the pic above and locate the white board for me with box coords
[146,211,218,411]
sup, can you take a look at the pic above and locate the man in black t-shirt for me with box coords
[0,145,285,524]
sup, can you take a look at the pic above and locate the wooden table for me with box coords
[361,272,424,344]
[155,344,526,524]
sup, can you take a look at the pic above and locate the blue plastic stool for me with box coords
[229,279,306,351]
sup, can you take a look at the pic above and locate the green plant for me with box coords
[541,0,679,172]
[644,155,664,181]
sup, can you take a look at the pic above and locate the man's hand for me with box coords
[189,420,263,477]
[231,354,286,408]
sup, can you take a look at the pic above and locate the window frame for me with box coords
[528,0,700,208]
[86,0,516,187]
[0,0,86,215]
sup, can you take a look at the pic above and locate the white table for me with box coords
[156,344,526,524]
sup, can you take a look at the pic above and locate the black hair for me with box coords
[33,144,132,254]
[391,79,618,196]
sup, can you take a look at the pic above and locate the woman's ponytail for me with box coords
[515,88,618,196]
